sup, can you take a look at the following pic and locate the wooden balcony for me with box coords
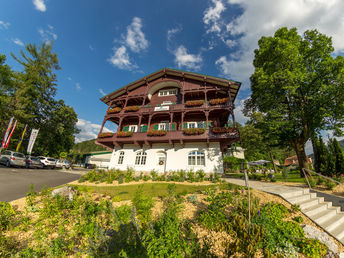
[96,128,239,149]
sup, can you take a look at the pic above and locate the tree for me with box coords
[244,27,344,176]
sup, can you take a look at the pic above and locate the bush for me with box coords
[187,194,198,205]
[132,186,154,224]
[325,179,336,190]
[124,167,134,182]
[293,216,303,223]
[0,202,15,231]
[143,175,150,181]
[282,168,289,181]
[299,239,328,257]
[196,169,205,181]
[150,169,158,181]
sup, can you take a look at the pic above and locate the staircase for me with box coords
[278,188,344,244]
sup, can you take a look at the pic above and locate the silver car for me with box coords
[38,156,56,169]
[0,150,26,167]
[56,159,71,169]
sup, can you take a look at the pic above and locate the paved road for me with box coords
[0,166,81,202]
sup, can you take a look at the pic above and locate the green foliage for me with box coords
[0,233,18,257]
[71,139,107,154]
[150,169,158,181]
[293,216,303,223]
[196,169,205,181]
[187,194,198,205]
[124,167,134,182]
[291,204,301,213]
[282,167,289,181]
[132,186,154,224]
[0,202,15,231]
[299,239,328,257]
[325,179,336,190]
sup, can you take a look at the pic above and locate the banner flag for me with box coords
[4,120,17,149]
[16,124,27,152]
[27,129,39,154]
[0,117,14,150]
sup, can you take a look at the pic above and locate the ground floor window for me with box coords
[118,151,124,164]
[188,151,205,165]
[135,151,147,165]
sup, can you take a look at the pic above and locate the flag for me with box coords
[0,117,14,150]
[16,124,27,152]
[4,120,17,149]
[27,129,39,154]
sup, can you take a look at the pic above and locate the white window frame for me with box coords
[135,151,147,165]
[187,122,197,129]
[129,125,137,132]
[188,151,205,166]
[158,89,177,96]
[118,151,125,165]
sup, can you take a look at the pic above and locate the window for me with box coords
[129,125,137,132]
[118,151,124,164]
[158,89,177,96]
[188,151,205,166]
[135,151,147,165]
[187,122,197,128]
[159,123,166,130]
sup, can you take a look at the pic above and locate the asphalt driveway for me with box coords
[0,166,81,202]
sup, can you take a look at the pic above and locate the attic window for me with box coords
[158,89,177,96]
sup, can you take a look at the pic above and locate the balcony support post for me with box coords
[138,115,142,132]
[148,114,152,130]
[99,119,106,135]
[118,117,123,131]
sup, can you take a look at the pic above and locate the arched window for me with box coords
[188,151,205,166]
[118,151,125,164]
[135,151,147,165]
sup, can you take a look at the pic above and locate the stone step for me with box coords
[329,222,344,240]
[297,197,324,209]
[280,189,310,199]
[288,193,317,204]
[321,212,344,232]
[312,208,339,225]
[303,202,332,217]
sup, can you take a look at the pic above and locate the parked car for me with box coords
[0,150,26,167]
[38,156,56,169]
[56,159,71,169]
[26,156,44,169]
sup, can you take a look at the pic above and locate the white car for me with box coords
[56,159,71,169]
[38,156,56,169]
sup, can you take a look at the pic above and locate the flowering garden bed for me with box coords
[147,130,167,136]
[185,100,204,107]
[209,97,228,105]
[116,131,133,137]
[124,106,140,112]
[107,107,121,114]
[98,132,114,138]
[183,128,205,135]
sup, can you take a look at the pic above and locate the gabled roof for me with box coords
[100,68,241,105]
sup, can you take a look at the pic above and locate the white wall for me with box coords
[108,142,223,173]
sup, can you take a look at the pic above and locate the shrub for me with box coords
[112,196,121,202]
[325,179,336,190]
[150,169,159,181]
[291,204,301,213]
[196,169,205,181]
[316,176,325,185]
[187,194,198,205]
[143,175,150,181]
[0,202,15,231]
[293,216,303,223]
[132,187,154,224]
[114,205,132,224]
[118,174,124,184]
[299,239,328,257]
[124,167,134,182]
[187,171,195,182]
[282,167,289,181]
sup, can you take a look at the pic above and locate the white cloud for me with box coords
[108,46,137,70]
[125,17,149,53]
[0,20,10,30]
[99,88,106,96]
[173,45,202,70]
[12,38,24,46]
[67,77,72,81]
[75,119,115,143]
[203,0,226,34]
[38,24,57,42]
[167,27,181,41]
[75,83,81,91]
[234,97,250,125]
[33,0,46,12]
[89,44,94,51]
[207,0,344,89]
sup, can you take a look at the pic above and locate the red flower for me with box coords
[124,106,140,112]
[116,131,134,137]
[107,107,121,114]
[185,100,204,107]
[147,130,167,136]
[98,132,114,138]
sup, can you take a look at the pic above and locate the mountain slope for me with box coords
[72,139,107,153]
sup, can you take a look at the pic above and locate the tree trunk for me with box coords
[293,140,308,177]
[269,150,277,174]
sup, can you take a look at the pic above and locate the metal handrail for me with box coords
[302,167,344,190]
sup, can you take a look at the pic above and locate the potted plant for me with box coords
[107,107,121,114]
[124,106,140,112]
[147,130,167,136]
[183,128,205,135]
[116,131,134,137]
[98,132,114,138]
[185,100,204,107]
[209,97,228,105]
[212,127,233,134]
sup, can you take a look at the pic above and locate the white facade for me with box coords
[108,142,223,173]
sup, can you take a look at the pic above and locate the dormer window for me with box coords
[158,89,177,96]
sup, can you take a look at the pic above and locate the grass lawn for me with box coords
[69,183,229,201]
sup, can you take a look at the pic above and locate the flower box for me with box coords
[116,131,133,137]
[212,127,234,134]
[185,100,204,107]
[209,98,228,105]
[98,132,114,138]
[124,106,140,112]
[107,107,121,114]
[147,130,167,136]
[183,128,205,135]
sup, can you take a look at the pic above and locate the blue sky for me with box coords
[1,0,344,145]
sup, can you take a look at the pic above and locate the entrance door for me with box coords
[156,152,167,173]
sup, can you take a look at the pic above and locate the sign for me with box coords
[27,129,39,154]
[154,106,169,112]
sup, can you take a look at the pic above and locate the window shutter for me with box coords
[153,124,159,130]
[123,126,129,132]
[183,123,188,129]
[166,123,170,131]
[142,125,148,132]
[208,121,212,128]
[171,123,176,131]
[203,121,207,129]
